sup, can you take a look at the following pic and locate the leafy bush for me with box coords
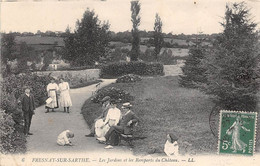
[100,61,164,78]
[0,109,15,154]
[91,87,134,103]
[0,108,26,154]
[116,74,142,83]
[0,73,50,154]
[139,48,155,62]
[57,72,101,89]
[2,73,51,106]
[158,49,177,65]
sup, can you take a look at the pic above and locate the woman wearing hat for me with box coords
[45,77,59,113]
[164,133,179,156]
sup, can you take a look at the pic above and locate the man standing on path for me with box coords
[20,88,36,136]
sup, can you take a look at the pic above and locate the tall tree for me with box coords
[202,2,259,112]
[63,9,111,66]
[179,45,207,88]
[1,33,16,75]
[153,13,163,61]
[130,0,141,61]
[16,42,32,73]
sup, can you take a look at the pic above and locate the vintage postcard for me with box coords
[1,0,260,166]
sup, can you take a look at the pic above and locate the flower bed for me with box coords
[116,74,142,83]
[91,87,134,103]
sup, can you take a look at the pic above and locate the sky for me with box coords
[1,0,260,34]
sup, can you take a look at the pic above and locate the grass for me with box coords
[70,80,102,89]
[81,76,260,156]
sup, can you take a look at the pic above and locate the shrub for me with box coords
[179,46,207,88]
[158,49,177,65]
[2,73,51,107]
[116,74,142,83]
[100,61,164,78]
[57,72,101,89]
[139,48,155,62]
[1,73,50,154]
[91,87,134,103]
[0,108,26,154]
[0,109,15,154]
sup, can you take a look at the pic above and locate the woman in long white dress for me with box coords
[95,100,121,139]
[45,78,59,113]
[58,78,72,113]
[226,116,250,153]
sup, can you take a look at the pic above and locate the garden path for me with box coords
[26,79,132,156]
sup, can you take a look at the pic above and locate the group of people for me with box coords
[45,77,72,113]
[19,77,72,136]
[19,80,180,156]
[85,96,140,149]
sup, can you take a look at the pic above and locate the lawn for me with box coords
[81,76,260,155]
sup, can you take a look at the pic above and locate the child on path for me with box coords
[57,130,74,146]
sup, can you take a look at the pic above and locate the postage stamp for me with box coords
[218,110,257,156]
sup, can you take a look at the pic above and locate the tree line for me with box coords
[180,2,260,112]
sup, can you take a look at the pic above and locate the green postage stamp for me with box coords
[218,110,257,155]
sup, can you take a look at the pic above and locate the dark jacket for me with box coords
[20,93,35,113]
[119,110,139,134]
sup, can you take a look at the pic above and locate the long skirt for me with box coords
[46,90,59,109]
[231,128,247,151]
[95,119,110,138]
[59,90,72,107]
[95,119,117,138]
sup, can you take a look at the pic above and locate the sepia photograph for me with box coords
[0,0,260,165]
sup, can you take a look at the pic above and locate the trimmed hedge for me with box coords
[100,61,164,78]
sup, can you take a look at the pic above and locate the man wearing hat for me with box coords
[85,96,112,137]
[97,102,139,147]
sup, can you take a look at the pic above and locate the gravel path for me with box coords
[26,79,132,155]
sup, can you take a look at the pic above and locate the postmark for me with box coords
[218,110,257,156]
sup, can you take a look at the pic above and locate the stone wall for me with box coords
[35,69,100,81]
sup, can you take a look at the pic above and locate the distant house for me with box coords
[47,59,70,71]
[48,64,58,70]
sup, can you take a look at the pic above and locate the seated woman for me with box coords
[85,96,112,137]
[97,103,139,148]
[95,100,121,139]
[164,133,179,156]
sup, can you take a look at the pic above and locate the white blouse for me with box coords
[104,107,121,126]
[59,82,70,91]
[164,140,179,156]
[47,83,59,91]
